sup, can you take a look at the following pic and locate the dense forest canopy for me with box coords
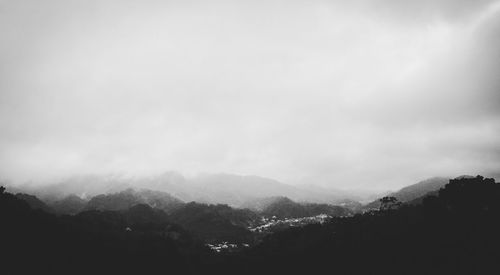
[1,175,499,275]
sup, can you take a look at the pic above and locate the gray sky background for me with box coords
[1,0,499,190]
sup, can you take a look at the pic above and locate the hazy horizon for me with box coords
[2,170,495,194]
[1,0,500,190]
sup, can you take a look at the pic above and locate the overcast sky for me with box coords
[1,0,499,190]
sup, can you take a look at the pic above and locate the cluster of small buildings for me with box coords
[206,242,250,253]
[249,214,331,233]
[206,214,334,253]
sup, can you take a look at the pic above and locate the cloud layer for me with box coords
[1,0,499,189]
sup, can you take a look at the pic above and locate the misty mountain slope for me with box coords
[257,196,351,218]
[169,202,258,242]
[120,173,335,206]
[185,173,370,206]
[188,174,306,206]
[405,175,485,206]
[85,188,184,213]
[15,193,54,213]
[336,199,364,212]
[9,173,375,207]
[394,177,450,201]
[13,175,134,201]
[259,197,307,218]
[364,177,449,209]
[89,173,369,206]
[135,188,186,213]
[131,171,198,202]
[294,184,383,204]
[49,195,88,215]
[241,196,289,212]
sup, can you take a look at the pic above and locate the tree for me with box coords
[379,196,401,210]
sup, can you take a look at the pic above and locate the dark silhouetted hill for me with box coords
[406,175,480,206]
[2,175,499,275]
[49,194,87,215]
[0,187,206,275]
[219,175,500,275]
[15,193,54,213]
[169,202,257,242]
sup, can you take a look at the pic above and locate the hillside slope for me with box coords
[364,177,449,209]
[85,188,184,213]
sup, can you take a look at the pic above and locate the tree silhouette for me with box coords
[379,196,401,210]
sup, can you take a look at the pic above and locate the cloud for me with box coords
[0,0,499,189]
[351,0,498,24]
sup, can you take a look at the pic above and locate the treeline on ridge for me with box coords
[1,175,499,275]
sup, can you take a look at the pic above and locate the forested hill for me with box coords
[1,175,499,275]
[256,196,351,218]
[85,188,185,213]
[227,175,500,275]
[363,177,449,209]
[0,186,206,275]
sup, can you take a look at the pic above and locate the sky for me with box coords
[1,0,499,190]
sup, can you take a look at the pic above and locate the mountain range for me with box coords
[8,174,460,215]
[7,172,380,207]
[3,175,499,275]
